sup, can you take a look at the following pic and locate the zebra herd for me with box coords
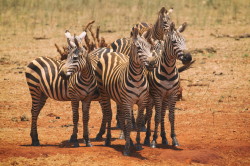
[25,7,193,156]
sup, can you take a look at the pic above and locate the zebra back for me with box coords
[25,57,70,101]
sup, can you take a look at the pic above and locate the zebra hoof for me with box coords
[118,133,125,139]
[31,141,40,146]
[69,134,77,143]
[162,138,168,145]
[172,137,180,146]
[123,150,130,156]
[95,134,103,141]
[143,138,150,146]
[150,140,157,148]
[86,142,93,147]
[105,140,111,146]
[140,126,147,132]
[116,123,121,129]
[73,142,80,147]
[135,144,143,151]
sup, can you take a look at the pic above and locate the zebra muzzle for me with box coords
[145,57,158,71]
[179,52,192,65]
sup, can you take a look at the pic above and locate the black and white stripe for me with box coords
[144,22,189,148]
[130,7,173,41]
[25,31,97,147]
[94,28,155,155]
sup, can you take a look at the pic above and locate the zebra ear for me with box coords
[177,22,187,33]
[65,30,76,48]
[78,31,87,40]
[159,7,167,15]
[68,40,76,48]
[170,22,175,32]
[167,8,173,16]
[65,30,72,39]
[132,28,139,41]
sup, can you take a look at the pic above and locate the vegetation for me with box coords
[0,0,249,36]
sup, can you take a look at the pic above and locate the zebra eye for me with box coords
[72,56,78,60]
[172,40,177,44]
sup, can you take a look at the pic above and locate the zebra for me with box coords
[107,22,192,130]
[60,33,117,146]
[94,28,156,155]
[131,7,172,41]
[25,31,96,147]
[143,22,190,148]
[130,7,192,65]
[61,34,149,143]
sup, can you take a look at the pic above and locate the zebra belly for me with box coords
[68,87,100,101]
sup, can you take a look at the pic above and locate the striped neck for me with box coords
[128,45,144,81]
[151,17,164,41]
[160,37,177,73]
[79,56,95,80]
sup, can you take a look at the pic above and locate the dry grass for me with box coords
[1,0,249,36]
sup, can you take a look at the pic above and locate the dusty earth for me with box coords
[0,25,250,165]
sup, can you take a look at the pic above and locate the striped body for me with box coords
[26,57,70,146]
[95,30,154,155]
[108,38,132,56]
[26,57,70,101]
[26,42,98,146]
[144,23,187,148]
[58,43,100,147]
[96,52,149,104]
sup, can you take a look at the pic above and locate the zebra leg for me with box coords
[116,104,121,128]
[69,100,80,147]
[95,101,106,141]
[131,109,136,130]
[151,97,162,148]
[118,109,134,146]
[140,113,147,132]
[82,101,93,147]
[144,98,153,146]
[135,105,145,151]
[168,96,179,146]
[30,94,47,146]
[97,97,112,146]
[105,100,112,146]
[118,107,125,140]
[161,99,168,145]
[123,104,133,156]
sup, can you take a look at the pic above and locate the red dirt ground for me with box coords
[0,26,250,165]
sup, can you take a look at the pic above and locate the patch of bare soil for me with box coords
[0,26,250,165]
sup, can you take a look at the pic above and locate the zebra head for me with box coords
[60,34,88,80]
[131,28,157,70]
[157,7,173,38]
[165,22,192,64]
